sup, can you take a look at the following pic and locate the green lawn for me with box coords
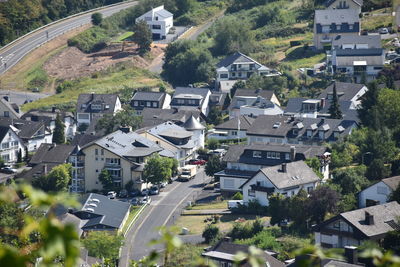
[114,31,134,42]
[122,205,141,234]
[362,13,393,31]
[21,63,164,112]
[190,200,228,210]
[282,46,326,69]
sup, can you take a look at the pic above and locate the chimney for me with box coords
[344,246,358,264]
[3,96,9,102]
[320,98,326,108]
[365,211,374,225]
[281,163,287,173]
[290,146,296,162]
[119,126,132,133]
[43,164,48,175]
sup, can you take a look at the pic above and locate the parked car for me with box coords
[131,198,139,206]
[119,189,128,198]
[188,159,207,166]
[140,196,151,204]
[130,190,141,197]
[107,191,117,199]
[390,57,400,64]
[160,182,168,188]
[228,200,243,209]
[149,186,159,195]
[141,189,149,196]
[379,28,389,34]
[0,167,17,174]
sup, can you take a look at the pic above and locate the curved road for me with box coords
[0,1,137,76]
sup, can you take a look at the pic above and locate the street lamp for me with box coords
[362,152,373,165]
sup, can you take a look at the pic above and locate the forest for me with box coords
[0,0,123,46]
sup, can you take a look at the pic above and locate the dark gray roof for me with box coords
[0,117,45,139]
[223,144,327,164]
[16,163,59,183]
[216,52,268,72]
[335,48,384,57]
[246,115,356,142]
[234,89,275,99]
[132,91,166,102]
[71,134,100,147]
[339,202,400,238]
[320,82,366,102]
[76,94,119,114]
[30,144,75,165]
[315,9,359,25]
[21,109,74,128]
[204,241,285,267]
[209,92,228,108]
[182,115,205,130]
[215,169,256,179]
[77,193,130,230]
[140,108,202,128]
[0,126,10,142]
[382,176,400,191]
[332,35,381,49]
[215,116,255,131]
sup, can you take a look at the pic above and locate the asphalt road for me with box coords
[119,168,211,266]
[0,1,137,76]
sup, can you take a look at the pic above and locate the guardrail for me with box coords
[0,0,136,54]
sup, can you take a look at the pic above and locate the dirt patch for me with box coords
[44,43,165,80]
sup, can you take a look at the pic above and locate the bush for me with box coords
[56,80,74,94]
[207,139,219,150]
[232,200,268,215]
[229,218,264,240]
[202,224,220,244]
[232,192,243,200]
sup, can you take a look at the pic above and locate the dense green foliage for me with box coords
[132,20,152,55]
[205,155,226,177]
[82,231,124,260]
[229,218,264,240]
[143,154,178,184]
[202,224,220,243]
[328,82,343,119]
[0,0,123,46]
[52,114,65,144]
[98,169,114,191]
[96,106,143,134]
[91,12,103,26]
[32,164,72,192]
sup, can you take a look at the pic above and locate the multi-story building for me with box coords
[135,5,173,40]
[170,87,211,116]
[130,91,171,115]
[0,125,25,164]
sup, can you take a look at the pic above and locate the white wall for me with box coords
[0,129,25,163]
[220,176,248,192]
[358,181,392,208]
[162,94,172,109]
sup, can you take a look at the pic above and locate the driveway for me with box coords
[119,168,211,266]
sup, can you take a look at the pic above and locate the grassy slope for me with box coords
[21,63,163,111]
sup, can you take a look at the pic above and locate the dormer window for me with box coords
[336,25,341,30]
[307,129,313,138]
[292,129,299,135]
[91,104,102,110]
[319,130,325,140]
[253,151,262,158]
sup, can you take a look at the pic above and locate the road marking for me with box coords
[162,189,196,227]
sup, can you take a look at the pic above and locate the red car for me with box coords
[188,159,207,165]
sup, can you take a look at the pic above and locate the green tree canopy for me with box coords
[143,154,176,185]
[96,106,143,134]
[132,20,152,56]
[82,231,124,260]
[52,114,65,144]
[32,163,71,192]
[268,193,289,226]
[332,165,369,195]
[328,82,343,119]
[91,12,103,26]
[98,169,114,191]
[308,186,340,224]
[389,183,400,203]
[205,155,226,177]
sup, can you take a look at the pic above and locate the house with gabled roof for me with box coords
[170,87,211,116]
[313,201,400,248]
[216,144,328,192]
[130,91,171,114]
[358,176,400,208]
[0,96,22,119]
[135,5,173,40]
[140,108,203,128]
[0,125,25,164]
[241,161,320,206]
[325,0,363,14]
[208,115,255,140]
[216,52,280,91]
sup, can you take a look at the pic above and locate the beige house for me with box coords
[313,9,360,50]
[81,128,173,192]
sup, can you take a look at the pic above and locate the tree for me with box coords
[96,106,143,134]
[389,184,400,203]
[98,169,114,191]
[32,164,71,192]
[52,114,65,144]
[337,194,357,212]
[202,224,220,244]
[132,20,152,56]
[232,192,243,200]
[17,149,22,163]
[308,186,340,224]
[205,155,226,177]
[82,231,124,260]
[328,82,342,119]
[91,12,103,26]
[207,139,219,150]
[268,193,289,226]
[143,154,175,185]
[208,106,224,126]
[288,190,309,229]
[332,166,369,195]
[383,230,400,254]
[358,81,380,127]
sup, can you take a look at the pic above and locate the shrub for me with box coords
[202,224,220,243]
[232,192,243,200]
[229,218,264,240]
[232,200,268,215]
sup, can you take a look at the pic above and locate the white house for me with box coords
[208,115,255,141]
[358,176,400,208]
[325,0,363,14]
[241,161,320,206]
[239,97,283,118]
[135,5,173,40]
[0,125,25,164]
[170,87,211,116]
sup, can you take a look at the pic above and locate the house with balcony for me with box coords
[216,52,280,91]
[246,115,357,146]
[313,9,360,50]
[139,121,203,167]
[358,176,400,208]
[215,143,329,192]
[241,161,320,206]
[76,93,122,128]
[0,125,25,164]
[135,5,173,40]
[313,201,400,248]
[81,127,173,192]
[170,87,211,116]
[284,82,367,121]
[22,108,76,140]
[229,89,281,119]
[208,115,255,141]
[325,0,363,14]
[130,91,171,115]
[0,117,52,152]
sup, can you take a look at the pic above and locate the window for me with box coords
[95,149,98,155]
[349,25,353,30]
[101,149,104,156]
[333,221,340,229]
[248,189,255,197]
[108,169,121,178]
[3,111,9,117]
[133,101,139,107]
[78,113,89,120]
[232,72,236,77]
[177,99,185,104]
[188,99,196,105]
[292,129,298,135]
[307,130,312,138]
[220,74,228,79]
[106,158,121,165]
[285,153,290,160]
[374,67,383,70]
[91,104,102,110]
[318,130,325,140]
[336,25,341,30]
[223,178,234,189]
[253,151,262,158]
[152,102,157,108]
[146,102,151,107]
[152,24,161,29]
[1,142,9,149]
[238,72,242,77]
[231,131,237,136]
